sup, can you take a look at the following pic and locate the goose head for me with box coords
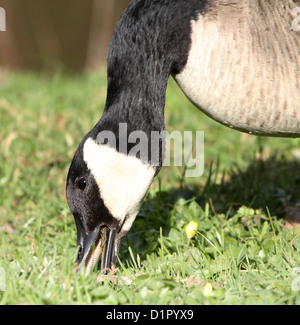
[66,130,157,273]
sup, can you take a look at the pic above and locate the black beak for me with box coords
[75,222,120,275]
[101,228,117,273]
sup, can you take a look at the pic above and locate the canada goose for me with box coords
[66,0,300,274]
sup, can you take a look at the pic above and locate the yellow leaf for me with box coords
[203,282,213,297]
[185,221,198,239]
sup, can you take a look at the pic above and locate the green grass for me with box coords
[0,70,300,305]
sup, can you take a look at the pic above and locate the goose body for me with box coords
[66,0,300,273]
[176,0,300,136]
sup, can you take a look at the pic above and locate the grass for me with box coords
[0,70,300,305]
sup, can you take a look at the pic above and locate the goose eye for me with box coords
[76,177,86,191]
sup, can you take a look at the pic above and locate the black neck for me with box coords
[89,0,208,166]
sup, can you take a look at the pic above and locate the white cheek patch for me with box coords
[83,138,156,231]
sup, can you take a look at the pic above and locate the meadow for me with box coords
[0,70,300,305]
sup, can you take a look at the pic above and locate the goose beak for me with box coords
[75,224,118,276]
